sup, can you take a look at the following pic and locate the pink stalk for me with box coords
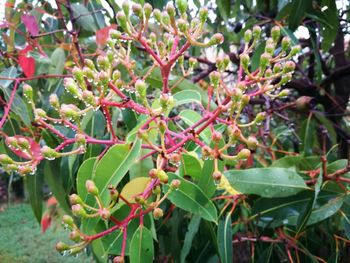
[0,80,19,129]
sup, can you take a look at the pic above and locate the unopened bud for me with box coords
[199,7,208,23]
[212,171,222,182]
[259,53,271,69]
[116,11,128,31]
[6,136,18,148]
[166,2,175,18]
[135,195,145,204]
[17,137,29,149]
[231,88,243,102]
[244,29,252,43]
[237,148,251,160]
[152,185,161,195]
[71,204,86,217]
[252,25,261,39]
[246,136,258,150]
[41,146,59,160]
[157,170,168,184]
[82,90,96,106]
[153,9,161,22]
[271,26,280,42]
[161,11,170,26]
[0,154,14,164]
[290,45,301,56]
[177,18,188,33]
[122,1,130,16]
[170,179,181,190]
[273,63,282,73]
[110,29,121,39]
[113,256,125,263]
[23,84,33,100]
[209,33,224,45]
[132,3,143,18]
[240,53,250,69]
[69,230,81,242]
[135,79,147,98]
[209,71,220,88]
[72,67,84,83]
[202,145,212,158]
[153,207,164,219]
[189,57,198,69]
[18,165,33,175]
[278,89,290,98]
[284,61,295,73]
[34,108,47,119]
[49,94,60,109]
[56,242,70,252]
[86,180,99,196]
[281,37,291,51]
[255,112,266,124]
[265,43,275,55]
[97,56,110,71]
[110,189,119,201]
[62,215,75,227]
[144,3,153,19]
[99,208,111,220]
[212,131,222,142]
[69,194,83,205]
[176,0,188,15]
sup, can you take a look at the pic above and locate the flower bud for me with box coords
[240,53,250,69]
[0,154,14,165]
[148,168,158,179]
[199,7,208,23]
[49,94,60,109]
[82,90,96,106]
[265,43,275,55]
[116,11,128,31]
[212,171,222,182]
[135,195,145,204]
[99,208,111,220]
[212,131,222,142]
[113,256,125,263]
[209,71,220,88]
[62,215,75,227]
[157,170,168,184]
[97,56,110,71]
[265,68,273,77]
[23,84,33,100]
[18,165,34,175]
[137,129,149,140]
[231,88,243,102]
[41,146,59,160]
[56,242,70,252]
[176,0,188,15]
[283,61,295,73]
[71,204,86,217]
[190,18,200,30]
[271,26,280,42]
[273,63,282,73]
[135,79,147,98]
[86,180,99,196]
[64,79,79,97]
[216,55,229,72]
[259,53,271,69]
[280,73,292,85]
[252,25,261,39]
[98,71,109,84]
[237,148,251,160]
[290,45,301,56]
[132,3,143,18]
[60,104,79,120]
[177,18,188,33]
[83,66,94,81]
[153,9,161,22]
[246,136,258,150]
[228,125,241,140]
[109,29,121,39]
[17,137,29,149]
[6,136,18,148]
[69,194,83,205]
[84,59,96,70]
[153,207,164,219]
[122,1,130,16]
[244,29,252,43]
[170,179,181,190]
[281,37,291,51]
[208,33,224,46]
[255,112,266,124]
[5,164,18,172]
[72,67,84,83]
[152,185,161,195]
[69,230,81,242]
[241,94,250,106]
[161,11,170,26]
[34,108,47,120]
[75,134,86,146]
[158,120,167,134]
[110,188,119,201]
[144,3,153,20]
[166,2,175,18]
[160,93,171,109]
[278,89,290,98]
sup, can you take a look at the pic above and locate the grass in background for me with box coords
[0,203,93,263]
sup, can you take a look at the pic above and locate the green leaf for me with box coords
[180,215,201,263]
[217,0,231,21]
[173,90,202,107]
[49,48,65,75]
[94,139,142,205]
[225,168,309,198]
[120,177,151,203]
[24,169,44,223]
[44,161,70,213]
[71,3,98,32]
[300,114,316,156]
[77,157,97,202]
[271,155,320,170]
[179,110,211,144]
[130,226,154,263]
[217,213,233,263]
[180,153,202,180]
[163,173,218,223]
[288,0,311,30]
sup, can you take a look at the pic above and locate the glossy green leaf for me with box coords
[173,90,202,107]
[24,169,44,223]
[179,110,211,144]
[217,213,233,263]
[77,157,97,202]
[288,0,311,30]
[217,0,231,21]
[180,153,202,180]
[130,226,154,263]
[94,139,142,205]
[163,173,218,223]
[49,47,65,75]
[225,168,309,198]
[71,3,97,32]
[180,215,201,263]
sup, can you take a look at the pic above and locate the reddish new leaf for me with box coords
[41,213,52,233]
[46,196,58,207]
[96,24,117,46]
[21,14,39,36]
[19,46,36,77]
[7,135,42,161]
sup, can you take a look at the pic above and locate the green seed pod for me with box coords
[110,188,119,201]
[153,207,164,219]
[23,84,33,101]
[166,2,175,18]
[116,11,128,31]
[135,79,147,98]
[132,3,143,18]
[281,36,291,51]
[176,0,188,15]
[271,26,280,42]
[62,215,75,227]
[237,148,251,160]
[86,180,99,196]
[144,3,153,20]
[252,25,262,40]
[240,53,250,69]
[244,29,252,43]
[208,33,224,46]
[71,204,87,218]
[134,195,145,204]
[153,9,161,22]
[199,7,208,23]
[157,170,168,184]
[246,136,258,150]
[152,185,161,195]
[122,1,130,17]
[209,71,220,88]
[0,154,14,165]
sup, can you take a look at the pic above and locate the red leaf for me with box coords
[46,196,58,208]
[7,135,42,161]
[21,14,39,36]
[41,213,52,233]
[96,24,117,46]
[19,46,36,77]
